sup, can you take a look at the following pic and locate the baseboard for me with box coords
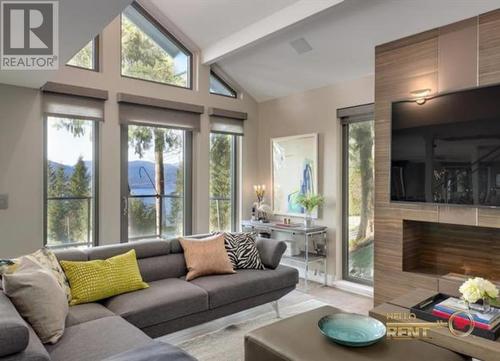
[331,280,373,298]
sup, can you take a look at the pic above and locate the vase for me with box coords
[467,298,492,313]
[481,298,492,313]
[304,212,313,228]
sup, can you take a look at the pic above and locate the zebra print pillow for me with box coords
[216,232,265,270]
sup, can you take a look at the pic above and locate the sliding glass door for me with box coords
[341,106,374,285]
[121,124,191,241]
[209,133,237,232]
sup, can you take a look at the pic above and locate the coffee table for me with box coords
[370,289,500,361]
[244,306,469,361]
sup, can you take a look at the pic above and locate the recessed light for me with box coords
[290,38,312,55]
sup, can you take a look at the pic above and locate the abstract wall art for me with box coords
[271,133,318,217]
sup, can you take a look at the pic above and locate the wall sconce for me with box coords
[411,88,431,105]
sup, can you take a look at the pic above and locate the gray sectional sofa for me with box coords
[0,237,298,361]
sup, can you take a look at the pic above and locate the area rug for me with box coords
[176,299,326,361]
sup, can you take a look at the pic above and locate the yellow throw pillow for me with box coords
[60,250,148,306]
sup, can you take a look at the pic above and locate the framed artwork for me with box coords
[271,133,318,217]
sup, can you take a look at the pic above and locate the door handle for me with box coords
[122,196,128,216]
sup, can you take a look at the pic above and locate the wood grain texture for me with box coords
[374,9,500,305]
[479,9,500,85]
[374,30,439,304]
[402,221,500,280]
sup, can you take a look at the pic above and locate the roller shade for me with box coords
[338,103,374,125]
[209,107,247,136]
[117,93,203,131]
[41,82,108,121]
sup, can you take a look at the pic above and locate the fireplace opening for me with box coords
[402,220,500,280]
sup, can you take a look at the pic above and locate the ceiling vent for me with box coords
[290,37,312,55]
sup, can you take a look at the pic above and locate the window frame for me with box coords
[66,36,100,72]
[340,104,374,286]
[209,132,238,232]
[43,115,100,248]
[209,70,237,99]
[120,2,193,90]
[120,124,193,242]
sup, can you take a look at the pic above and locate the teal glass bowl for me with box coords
[318,313,386,347]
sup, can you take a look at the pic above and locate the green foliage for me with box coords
[53,118,87,138]
[209,134,232,232]
[128,125,183,237]
[67,41,94,69]
[347,120,374,246]
[128,198,156,237]
[121,15,185,86]
[47,164,69,243]
[47,157,91,244]
[167,165,184,236]
[296,193,324,214]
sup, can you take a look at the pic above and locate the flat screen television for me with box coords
[391,84,500,207]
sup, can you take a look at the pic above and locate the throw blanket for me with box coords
[102,341,197,361]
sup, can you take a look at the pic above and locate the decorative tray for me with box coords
[410,293,500,340]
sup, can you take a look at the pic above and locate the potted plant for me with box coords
[296,193,324,228]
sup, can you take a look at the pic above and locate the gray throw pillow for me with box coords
[2,258,68,344]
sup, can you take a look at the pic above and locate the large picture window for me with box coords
[45,116,98,247]
[126,125,188,239]
[121,3,192,88]
[209,133,237,232]
[341,105,374,285]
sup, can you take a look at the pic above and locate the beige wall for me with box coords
[0,16,259,258]
[257,75,374,281]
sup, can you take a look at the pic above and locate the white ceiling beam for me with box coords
[201,0,344,64]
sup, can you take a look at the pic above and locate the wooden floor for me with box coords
[160,281,373,345]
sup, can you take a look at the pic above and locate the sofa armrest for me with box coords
[0,293,29,357]
[256,238,286,269]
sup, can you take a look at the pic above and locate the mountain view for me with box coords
[48,160,181,194]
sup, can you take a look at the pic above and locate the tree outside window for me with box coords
[121,4,191,88]
[46,117,96,246]
[209,133,236,232]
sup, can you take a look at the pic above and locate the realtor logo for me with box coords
[1,1,58,69]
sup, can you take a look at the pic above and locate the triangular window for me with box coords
[121,3,192,88]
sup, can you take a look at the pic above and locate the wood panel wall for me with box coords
[374,9,500,305]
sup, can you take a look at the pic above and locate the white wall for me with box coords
[256,75,374,280]
[0,16,259,258]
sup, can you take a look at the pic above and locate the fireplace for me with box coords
[402,220,500,281]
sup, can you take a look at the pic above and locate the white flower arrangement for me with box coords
[459,277,499,304]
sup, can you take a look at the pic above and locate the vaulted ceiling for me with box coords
[150,0,500,102]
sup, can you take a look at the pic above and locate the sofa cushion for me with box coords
[46,316,152,361]
[65,303,116,328]
[104,278,208,329]
[138,253,187,282]
[190,265,299,309]
[86,240,170,261]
